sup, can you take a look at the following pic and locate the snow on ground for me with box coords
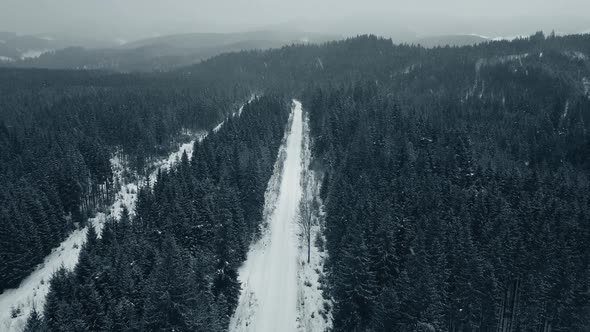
[296,113,332,332]
[0,131,206,332]
[0,213,106,332]
[465,33,528,41]
[230,100,303,332]
[238,95,256,116]
[562,100,570,119]
[230,100,330,332]
[213,95,257,133]
[491,35,528,41]
[583,77,590,98]
[464,33,534,41]
[563,51,588,61]
[0,97,256,331]
[147,136,203,186]
[20,49,52,60]
[212,120,225,133]
[108,133,206,222]
[316,57,324,70]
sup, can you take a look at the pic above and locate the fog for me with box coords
[1,0,589,42]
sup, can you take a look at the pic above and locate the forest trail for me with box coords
[230,100,304,332]
[0,133,205,332]
[0,96,256,332]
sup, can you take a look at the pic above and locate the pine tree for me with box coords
[143,237,197,331]
[79,283,109,331]
[23,308,47,332]
[212,207,241,316]
[333,229,378,331]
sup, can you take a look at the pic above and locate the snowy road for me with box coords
[230,100,304,332]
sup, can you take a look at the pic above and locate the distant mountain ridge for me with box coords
[3,28,589,71]
[0,30,339,72]
[0,32,116,62]
[120,30,335,51]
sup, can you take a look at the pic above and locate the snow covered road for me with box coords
[230,100,304,332]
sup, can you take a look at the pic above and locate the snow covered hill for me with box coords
[230,100,331,332]
[0,132,205,332]
[0,95,259,332]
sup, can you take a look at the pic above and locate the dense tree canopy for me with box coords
[35,96,289,331]
[4,32,589,331]
[0,68,250,291]
[305,81,589,331]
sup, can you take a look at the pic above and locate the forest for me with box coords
[0,32,588,331]
[0,67,250,291]
[23,96,289,331]
[304,81,589,330]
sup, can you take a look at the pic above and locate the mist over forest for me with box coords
[1,1,589,332]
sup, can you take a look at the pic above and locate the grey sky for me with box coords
[1,0,589,41]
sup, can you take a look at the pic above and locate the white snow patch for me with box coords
[479,80,485,99]
[0,131,207,332]
[0,213,106,332]
[0,56,14,62]
[464,33,529,41]
[316,57,324,69]
[491,35,528,41]
[20,49,53,60]
[402,64,416,74]
[213,95,257,133]
[230,100,305,332]
[583,77,590,98]
[146,136,202,186]
[563,51,588,61]
[296,114,332,332]
[212,121,225,133]
[562,100,570,119]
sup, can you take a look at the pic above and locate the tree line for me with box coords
[29,96,290,331]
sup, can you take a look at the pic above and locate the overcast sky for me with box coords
[1,0,589,41]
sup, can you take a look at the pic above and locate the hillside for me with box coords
[1,30,339,72]
[1,32,589,331]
